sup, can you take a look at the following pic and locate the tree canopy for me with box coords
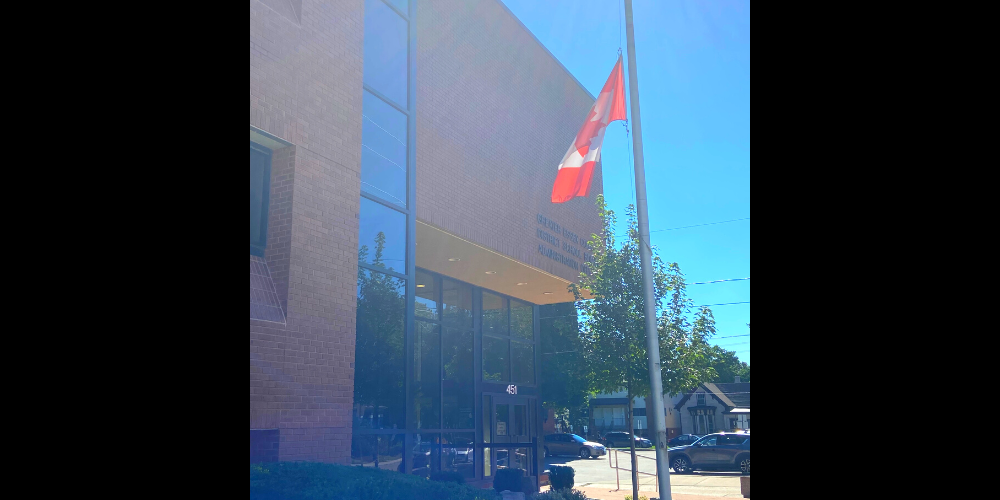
[571,196,717,401]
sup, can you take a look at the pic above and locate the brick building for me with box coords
[250,0,602,490]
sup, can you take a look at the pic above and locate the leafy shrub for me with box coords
[493,468,525,493]
[548,466,575,490]
[532,489,589,500]
[624,496,649,500]
[431,471,466,485]
[249,462,499,500]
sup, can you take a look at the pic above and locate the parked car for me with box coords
[668,434,701,447]
[446,437,474,464]
[602,432,652,449]
[667,432,750,475]
[544,433,607,459]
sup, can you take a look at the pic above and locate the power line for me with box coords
[715,334,750,339]
[616,217,750,238]
[715,341,750,348]
[692,277,750,285]
[653,217,750,233]
[698,302,750,307]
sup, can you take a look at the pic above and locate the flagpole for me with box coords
[624,1,673,499]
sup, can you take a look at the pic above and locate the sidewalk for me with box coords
[540,485,743,500]
[576,488,740,500]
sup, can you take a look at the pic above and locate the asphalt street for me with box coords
[545,449,744,498]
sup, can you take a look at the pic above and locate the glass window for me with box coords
[410,434,439,478]
[361,90,407,208]
[510,299,533,340]
[697,393,706,406]
[364,0,408,107]
[483,395,492,443]
[359,197,406,272]
[354,269,406,430]
[442,433,476,479]
[495,404,509,436]
[351,434,405,470]
[415,270,438,320]
[511,341,534,385]
[483,336,510,382]
[250,144,271,256]
[442,279,473,328]
[443,327,474,429]
[513,405,526,437]
[482,292,507,336]
[483,447,491,477]
[697,435,718,447]
[511,447,530,472]
[414,321,441,429]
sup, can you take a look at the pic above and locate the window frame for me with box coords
[250,142,273,257]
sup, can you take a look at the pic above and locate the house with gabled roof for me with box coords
[675,380,751,435]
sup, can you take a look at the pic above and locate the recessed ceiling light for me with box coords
[516,282,528,286]
[417,284,425,288]
[485,271,497,275]
[448,258,461,262]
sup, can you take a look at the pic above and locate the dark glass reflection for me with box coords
[411,434,439,478]
[364,0,408,107]
[513,405,527,438]
[442,433,476,478]
[354,269,405,430]
[443,327,474,429]
[511,341,535,385]
[250,146,269,249]
[482,292,507,336]
[414,321,441,429]
[495,404,509,438]
[483,336,509,382]
[510,299,533,340]
[362,91,407,208]
[351,434,405,471]
[359,197,406,272]
[482,395,492,444]
[415,270,438,320]
[442,279,473,328]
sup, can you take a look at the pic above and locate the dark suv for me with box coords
[602,432,652,449]
[667,432,750,475]
[668,434,701,447]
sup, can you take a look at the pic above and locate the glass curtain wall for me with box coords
[413,268,541,483]
[353,0,415,474]
[411,270,477,479]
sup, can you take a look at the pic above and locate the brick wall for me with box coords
[250,0,605,464]
[250,0,365,464]
[415,0,604,283]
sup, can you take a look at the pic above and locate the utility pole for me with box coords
[624,1,673,498]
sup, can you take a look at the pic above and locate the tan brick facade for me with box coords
[250,0,365,464]
[250,0,601,464]
[416,0,603,284]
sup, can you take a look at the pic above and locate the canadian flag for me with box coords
[551,55,627,203]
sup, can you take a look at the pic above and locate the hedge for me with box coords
[532,489,589,500]
[548,466,575,491]
[250,463,498,500]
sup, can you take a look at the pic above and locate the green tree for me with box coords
[694,308,750,383]
[571,196,715,499]
[354,232,406,433]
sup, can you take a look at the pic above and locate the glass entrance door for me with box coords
[489,396,536,484]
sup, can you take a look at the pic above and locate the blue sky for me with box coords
[500,0,751,364]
